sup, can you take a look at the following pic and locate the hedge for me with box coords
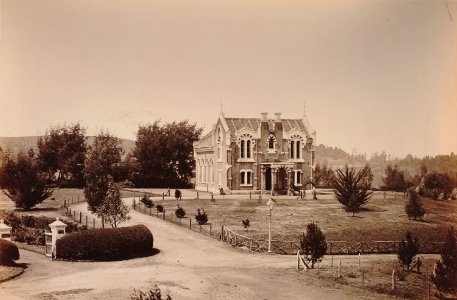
[0,239,20,265]
[56,225,153,261]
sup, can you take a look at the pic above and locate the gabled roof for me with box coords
[224,118,310,135]
[193,129,214,148]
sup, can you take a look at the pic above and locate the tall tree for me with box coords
[381,164,408,192]
[331,165,373,216]
[2,150,53,210]
[84,132,123,212]
[38,123,87,187]
[133,120,202,187]
[314,163,335,188]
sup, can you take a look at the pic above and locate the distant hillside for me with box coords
[0,136,135,157]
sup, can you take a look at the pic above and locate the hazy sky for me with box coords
[0,0,456,158]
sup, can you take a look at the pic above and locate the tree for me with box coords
[133,121,203,187]
[96,178,130,228]
[84,132,123,212]
[420,172,455,200]
[37,123,87,187]
[300,222,327,268]
[195,208,208,225]
[405,189,425,220]
[432,227,457,294]
[331,165,373,216]
[381,164,408,192]
[314,163,334,188]
[140,195,154,208]
[1,150,53,210]
[397,231,419,271]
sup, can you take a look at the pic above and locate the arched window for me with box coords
[290,141,295,159]
[267,135,276,150]
[296,141,300,159]
[240,140,245,158]
[246,140,251,158]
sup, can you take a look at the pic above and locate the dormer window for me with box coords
[267,135,276,150]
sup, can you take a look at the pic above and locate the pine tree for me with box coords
[397,231,419,271]
[300,222,327,268]
[405,189,425,220]
[432,227,457,293]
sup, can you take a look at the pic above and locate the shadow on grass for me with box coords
[14,207,61,212]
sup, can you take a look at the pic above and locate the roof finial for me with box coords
[220,98,223,115]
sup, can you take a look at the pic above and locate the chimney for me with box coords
[261,112,268,122]
[274,113,282,122]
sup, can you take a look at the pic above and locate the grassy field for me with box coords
[132,191,457,246]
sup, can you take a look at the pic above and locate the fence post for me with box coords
[358,253,361,270]
[133,199,136,210]
[162,211,165,220]
[209,224,212,236]
[64,199,66,208]
[392,270,396,290]
[149,207,152,216]
[189,218,192,229]
[79,212,82,223]
[162,192,165,201]
[221,225,224,241]
[85,215,88,226]
[250,239,253,251]
[338,260,342,278]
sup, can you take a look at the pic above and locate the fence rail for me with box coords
[221,227,444,255]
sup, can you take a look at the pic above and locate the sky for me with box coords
[0,0,456,158]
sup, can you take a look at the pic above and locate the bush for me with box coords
[420,172,455,200]
[195,209,208,225]
[56,225,153,261]
[156,205,164,213]
[141,195,154,208]
[174,189,182,200]
[174,205,185,219]
[130,284,171,300]
[0,239,20,265]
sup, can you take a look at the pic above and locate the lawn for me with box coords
[133,190,457,247]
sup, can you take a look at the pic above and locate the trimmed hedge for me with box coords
[56,225,153,261]
[0,239,20,265]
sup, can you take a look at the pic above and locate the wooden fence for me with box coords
[221,227,444,255]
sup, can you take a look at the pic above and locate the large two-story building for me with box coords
[193,111,316,193]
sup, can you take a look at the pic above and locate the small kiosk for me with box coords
[0,220,12,241]
[45,218,67,258]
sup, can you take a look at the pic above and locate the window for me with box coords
[294,170,303,186]
[268,136,275,149]
[240,170,252,186]
[240,140,245,158]
[246,140,251,158]
[296,141,300,159]
[290,141,295,158]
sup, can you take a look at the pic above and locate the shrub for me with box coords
[241,219,250,231]
[300,222,327,268]
[195,209,208,225]
[405,189,425,220]
[174,189,182,200]
[174,205,185,219]
[56,224,153,261]
[156,205,164,213]
[420,172,455,200]
[432,227,457,293]
[0,239,20,265]
[397,231,419,271]
[130,284,171,300]
[141,195,154,208]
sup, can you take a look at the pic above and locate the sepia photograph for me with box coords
[0,1,456,299]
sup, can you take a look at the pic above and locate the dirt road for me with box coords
[0,198,391,299]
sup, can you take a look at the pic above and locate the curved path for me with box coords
[0,198,390,299]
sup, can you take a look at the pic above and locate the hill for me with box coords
[0,136,135,157]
